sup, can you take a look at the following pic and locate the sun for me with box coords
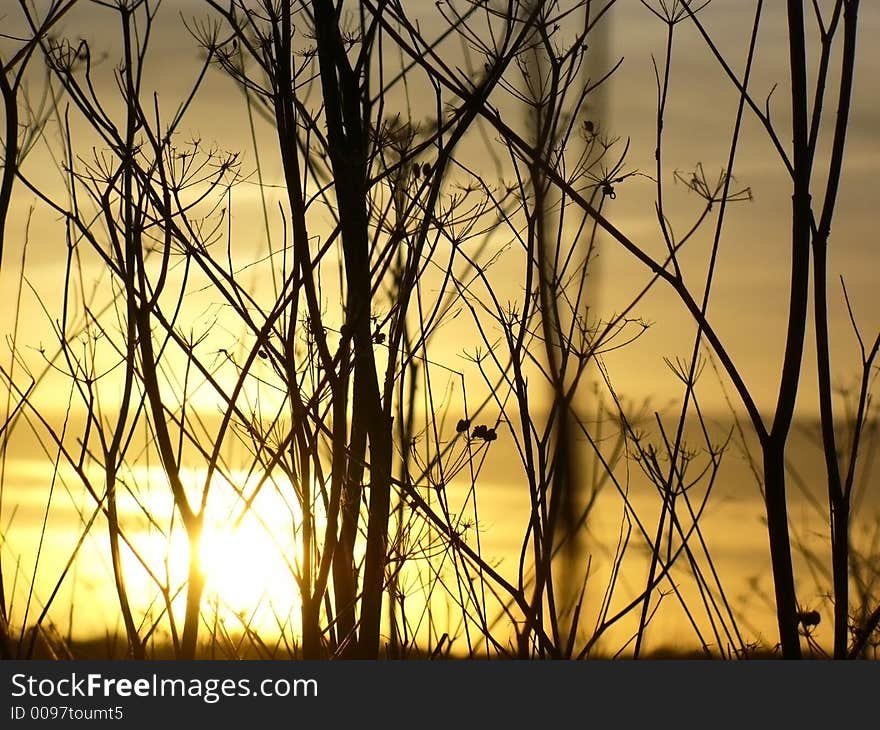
[195,486,304,637]
[200,520,296,610]
[109,468,320,647]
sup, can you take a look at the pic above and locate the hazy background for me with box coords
[2,0,879,655]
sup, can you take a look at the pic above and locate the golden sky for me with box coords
[4,0,878,417]
[1,0,878,656]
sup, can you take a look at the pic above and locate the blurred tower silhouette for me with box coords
[524,0,609,654]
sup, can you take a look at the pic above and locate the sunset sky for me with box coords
[1,0,878,657]
[4,1,878,415]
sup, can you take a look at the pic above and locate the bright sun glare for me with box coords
[198,514,301,623]
[145,472,306,641]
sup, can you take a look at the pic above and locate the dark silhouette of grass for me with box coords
[0,0,877,661]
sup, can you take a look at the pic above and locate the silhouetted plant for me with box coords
[0,0,875,662]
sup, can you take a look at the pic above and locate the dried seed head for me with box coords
[797,610,820,629]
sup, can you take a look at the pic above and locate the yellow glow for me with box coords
[111,467,311,646]
[197,504,302,632]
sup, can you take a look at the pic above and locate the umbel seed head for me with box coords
[796,610,820,629]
